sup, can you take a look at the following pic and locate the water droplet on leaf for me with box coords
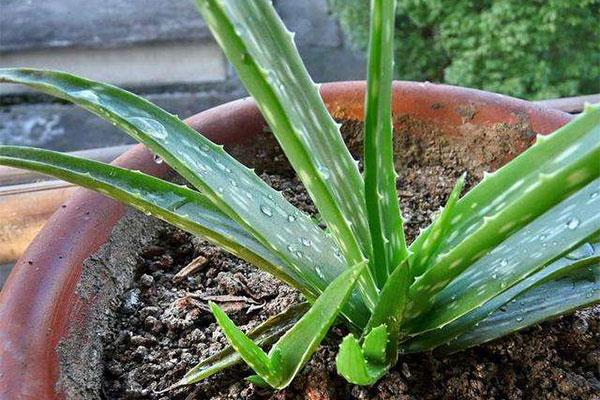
[72,89,101,103]
[129,117,168,140]
[300,237,312,247]
[260,204,273,217]
[317,165,330,179]
[566,218,580,230]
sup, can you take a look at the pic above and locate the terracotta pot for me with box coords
[0,81,572,399]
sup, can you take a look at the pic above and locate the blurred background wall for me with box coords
[0,0,366,152]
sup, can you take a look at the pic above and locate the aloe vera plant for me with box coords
[1,0,599,390]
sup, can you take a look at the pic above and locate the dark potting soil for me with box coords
[100,121,600,400]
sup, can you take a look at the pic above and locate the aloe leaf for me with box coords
[167,303,308,390]
[336,329,388,386]
[336,335,373,385]
[364,260,410,363]
[0,68,371,327]
[194,0,378,309]
[407,105,600,318]
[0,146,321,294]
[336,261,411,386]
[440,260,600,353]
[0,150,371,330]
[210,262,365,389]
[408,177,600,334]
[363,0,407,286]
[361,324,388,364]
[401,240,599,353]
[268,261,367,388]
[210,302,275,380]
[409,174,465,274]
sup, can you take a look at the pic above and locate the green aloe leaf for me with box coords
[361,324,388,364]
[337,335,372,385]
[335,260,411,387]
[409,174,465,274]
[194,0,378,309]
[211,261,366,389]
[164,303,309,391]
[336,326,388,386]
[210,302,275,380]
[407,105,600,318]
[0,145,316,294]
[363,0,408,286]
[364,260,410,363]
[440,259,600,353]
[401,240,599,353]
[268,261,366,388]
[0,68,370,327]
[408,177,600,334]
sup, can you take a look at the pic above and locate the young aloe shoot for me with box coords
[0,0,598,391]
[210,261,366,389]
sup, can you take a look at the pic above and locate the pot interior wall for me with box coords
[230,112,535,179]
[56,115,535,398]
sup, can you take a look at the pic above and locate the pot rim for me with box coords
[0,81,572,399]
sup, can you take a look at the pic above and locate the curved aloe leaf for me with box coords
[401,240,599,352]
[0,146,376,328]
[211,303,274,379]
[362,324,389,363]
[211,262,366,389]
[364,259,410,362]
[409,174,465,274]
[440,260,600,353]
[408,177,600,334]
[194,0,378,309]
[407,105,600,318]
[0,145,306,288]
[0,68,370,327]
[163,303,309,391]
[336,325,388,386]
[336,260,411,386]
[363,0,407,287]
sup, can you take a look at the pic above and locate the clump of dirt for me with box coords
[95,120,599,399]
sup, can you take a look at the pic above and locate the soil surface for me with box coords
[95,121,600,399]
